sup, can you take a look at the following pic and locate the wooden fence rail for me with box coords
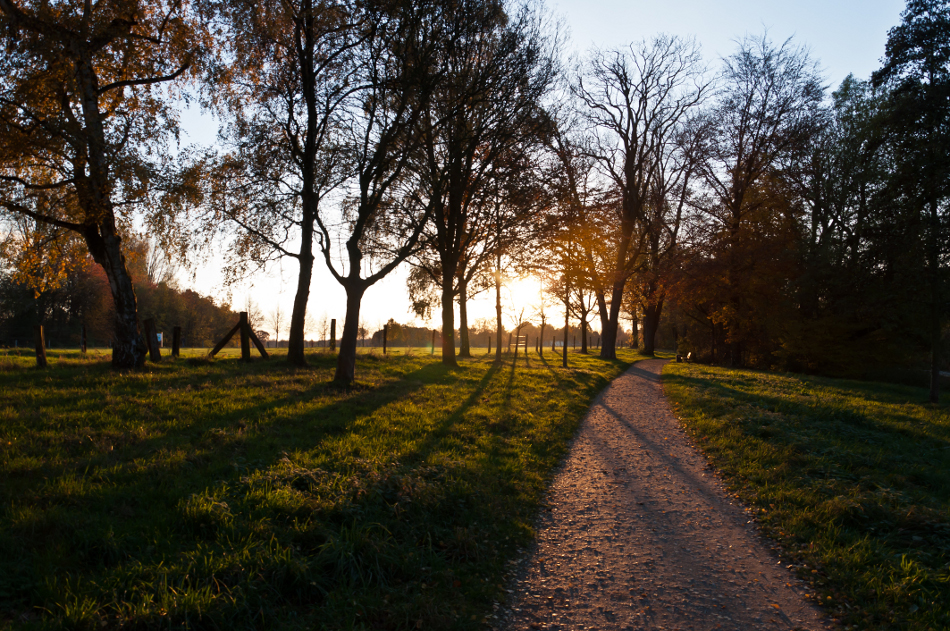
[209,312,270,361]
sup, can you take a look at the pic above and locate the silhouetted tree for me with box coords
[0,0,207,367]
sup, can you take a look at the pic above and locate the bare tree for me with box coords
[506,301,530,359]
[573,35,709,359]
[318,312,329,350]
[268,305,283,346]
[569,286,598,354]
[532,278,556,356]
[410,0,559,366]
[304,311,318,348]
[142,237,180,287]
[245,296,263,330]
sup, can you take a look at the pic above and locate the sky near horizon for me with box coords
[180,0,906,339]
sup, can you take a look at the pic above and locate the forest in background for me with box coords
[0,236,238,349]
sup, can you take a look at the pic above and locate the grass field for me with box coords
[663,362,950,631]
[0,346,644,630]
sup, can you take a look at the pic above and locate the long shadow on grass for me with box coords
[663,369,950,515]
[1,357,496,626]
[664,371,950,448]
[0,358,459,553]
[535,350,638,394]
[3,356,450,477]
[396,361,501,465]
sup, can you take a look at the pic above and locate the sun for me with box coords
[503,275,547,319]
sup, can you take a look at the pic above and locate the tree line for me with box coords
[0,233,240,349]
[0,0,947,399]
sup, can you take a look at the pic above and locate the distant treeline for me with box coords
[0,242,238,349]
[368,319,632,349]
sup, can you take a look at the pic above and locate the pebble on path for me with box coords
[495,359,832,631]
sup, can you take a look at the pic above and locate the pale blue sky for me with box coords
[554,0,904,88]
[182,0,907,337]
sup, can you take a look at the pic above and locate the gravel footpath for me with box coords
[495,359,832,631]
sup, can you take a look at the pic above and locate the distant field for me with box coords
[0,346,504,365]
[663,362,950,631]
[0,347,645,630]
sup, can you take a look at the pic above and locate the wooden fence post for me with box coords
[383,324,388,355]
[330,319,336,351]
[172,326,181,358]
[34,325,47,368]
[507,333,512,353]
[525,335,529,356]
[81,324,87,354]
[240,312,251,362]
[143,318,161,363]
[431,329,435,355]
[551,337,555,352]
[487,335,491,355]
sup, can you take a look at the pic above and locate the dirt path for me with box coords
[495,359,832,631]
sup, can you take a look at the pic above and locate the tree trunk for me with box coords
[630,312,640,350]
[928,197,941,404]
[458,279,471,358]
[580,318,588,354]
[72,55,146,369]
[600,215,634,360]
[596,290,609,335]
[642,298,664,357]
[441,275,457,366]
[83,226,146,369]
[334,284,366,383]
[727,215,743,366]
[494,266,503,362]
[562,286,569,368]
[287,250,315,366]
[599,278,624,360]
[539,318,545,357]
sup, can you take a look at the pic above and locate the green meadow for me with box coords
[0,347,644,630]
[664,362,950,631]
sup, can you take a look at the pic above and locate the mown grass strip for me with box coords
[0,348,644,630]
[663,362,950,631]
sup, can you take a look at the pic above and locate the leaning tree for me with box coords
[0,0,208,367]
